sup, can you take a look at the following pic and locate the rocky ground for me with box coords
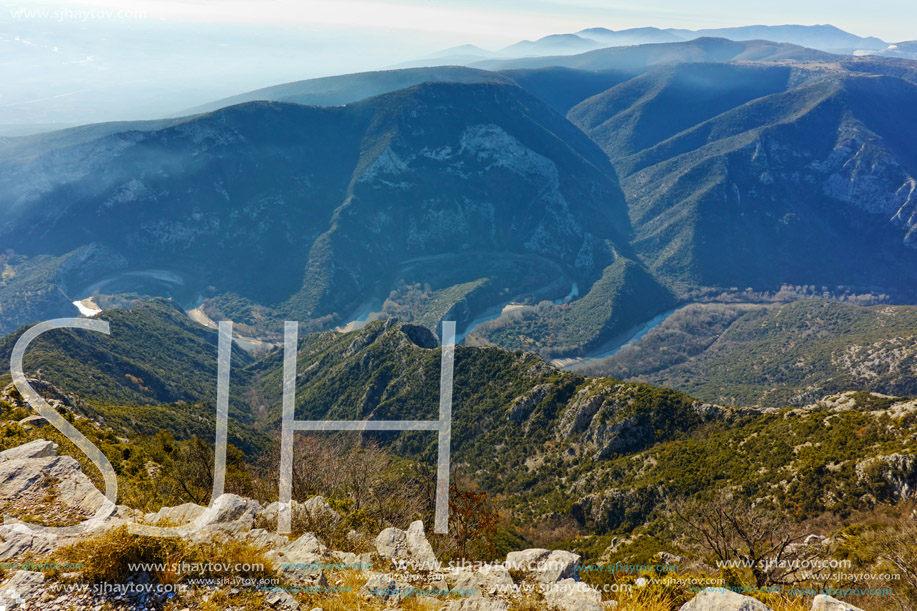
[0,439,871,611]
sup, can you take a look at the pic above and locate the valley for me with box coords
[2,25,917,611]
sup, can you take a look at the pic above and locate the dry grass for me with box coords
[507,599,551,610]
[52,526,276,585]
[599,586,816,611]
[611,587,681,611]
[290,569,442,611]
[167,588,270,611]
[753,592,813,611]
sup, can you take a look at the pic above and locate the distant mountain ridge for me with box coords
[499,33,605,57]
[470,37,840,71]
[402,23,891,70]
[577,27,684,46]
[866,40,917,60]
[666,24,888,51]
[177,39,843,123]
[179,66,511,116]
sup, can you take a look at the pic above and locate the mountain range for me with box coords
[3,33,917,375]
[0,80,648,344]
[567,62,917,296]
[454,37,840,71]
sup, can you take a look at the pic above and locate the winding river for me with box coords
[552,306,682,370]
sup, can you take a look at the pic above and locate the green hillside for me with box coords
[567,63,799,161]
[470,258,677,358]
[0,299,254,413]
[581,299,917,407]
[569,67,917,299]
[3,304,914,552]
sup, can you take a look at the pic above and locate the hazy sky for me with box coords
[1,0,915,127]
[8,0,912,44]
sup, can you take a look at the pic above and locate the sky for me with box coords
[6,0,912,44]
[1,0,915,127]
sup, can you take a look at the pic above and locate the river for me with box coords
[455,281,580,344]
[553,306,683,370]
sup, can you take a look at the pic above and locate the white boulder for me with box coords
[679,588,773,611]
[543,578,603,611]
[375,520,438,567]
[811,595,865,611]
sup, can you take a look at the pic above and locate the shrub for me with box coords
[53,526,275,584]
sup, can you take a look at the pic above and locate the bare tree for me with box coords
[150,431,212,505]
[284,434,429,529]
[447,485,499,560]
[870,516,917,605]
[669,492,807,587]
